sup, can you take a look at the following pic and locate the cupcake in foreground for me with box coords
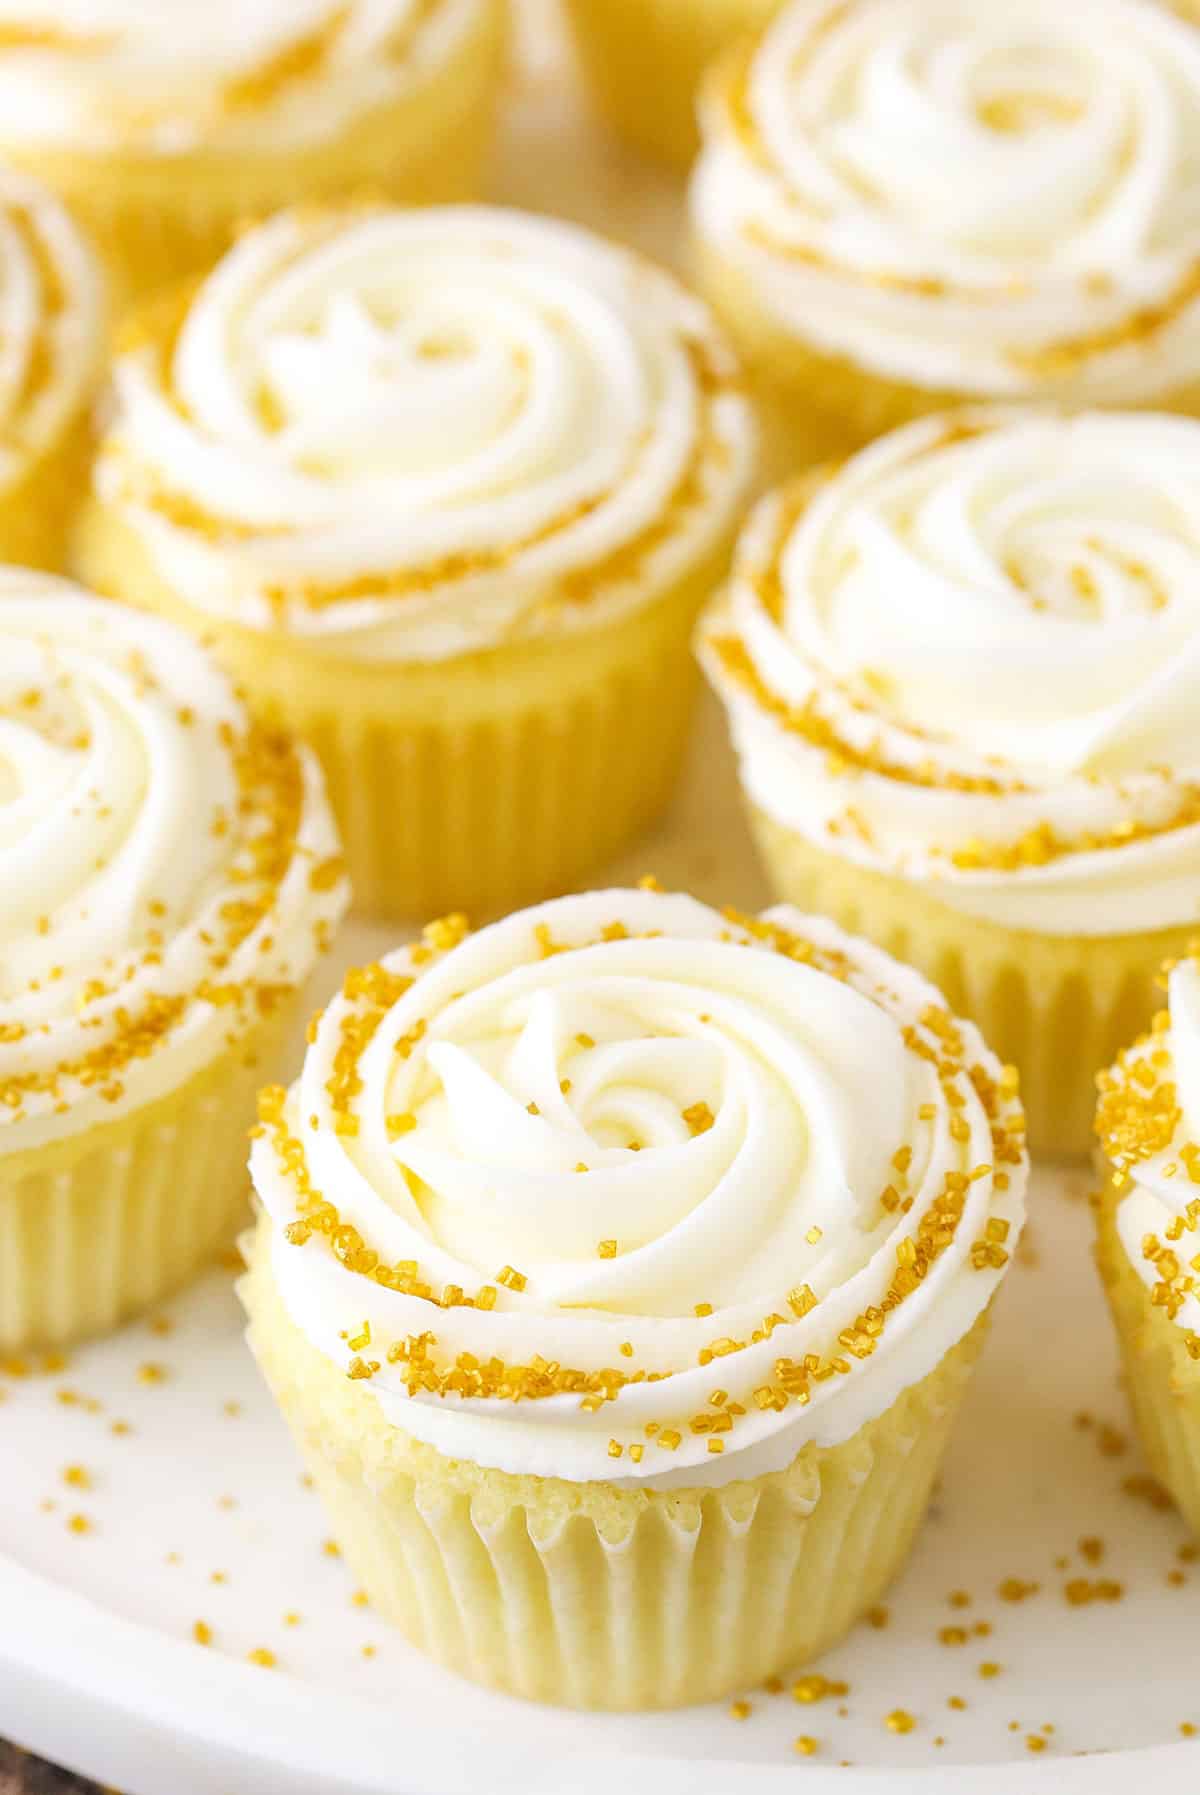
[691,0,1200,469]
[0,1,505,299]
[700,409,1200,1158]
[1096,954,1200,1536]
[564,0,780,167]
[0,573,347,1350]
[0,168,105,568]
[241,885,1027,1708]
[77,204,757,920]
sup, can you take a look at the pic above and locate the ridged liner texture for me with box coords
[564,0,781,167]
[749,806,1197,1160]
[1095,1179,1200,1538]
[0,1007,293,1350]
[695,237,1200,476]
[242,1212,989,1710]
[0,1,507,303]
[77,499,735,923]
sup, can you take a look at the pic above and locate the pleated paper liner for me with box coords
[78,501,737,922]
[1095,1180,1200,1539]
[694,233,1200,478]
[748,806,1194,1161]
[0,1008,293,1352]
[564,0,781,167]
[2,0,506,304]
[242,1215,990,1710]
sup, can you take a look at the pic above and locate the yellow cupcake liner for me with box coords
[2,1,506,303]
[0,409,95,573]
[695,236,1200,476]
[79,498,734,921]
[749,806,1196,1160]
[564,0,781,167]
[0,1009,293,1352]
[242,1213,990,1709]
[1095,1180,1200,1537]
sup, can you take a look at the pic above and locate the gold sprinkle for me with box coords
[193,1621,213,1647]
[885,1710,917,1735]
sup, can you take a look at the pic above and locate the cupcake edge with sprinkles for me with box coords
[0,570,349,1350]
[1095,943,1200,1539]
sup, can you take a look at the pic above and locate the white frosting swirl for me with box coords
[691,0,1200,399]
[250,889,1026,1488]
[1100,954,1200,1337]
[0,166,103,490]
[702,409,1200,937]
[0,0,488,154]
[92,206,756,664]
[0,572,348,1156]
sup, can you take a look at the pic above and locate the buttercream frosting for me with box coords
[0,165,103,490]
[701,408,1200,937]
[250,888,1026,1489]
[0,0,487,154]
[92,204,757,664]
[691,0,1200,401]
[0,572,348,1156]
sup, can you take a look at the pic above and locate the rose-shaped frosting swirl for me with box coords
[250,889,1026,1487]
[0,0,486,153]
[702,409,1200,936]
[691,0,1200,399]
[0,166,103,489]
[91,205,749,667]
[1098,951,1200,1345]
[92,205,756,663]
[0,572,348,1155]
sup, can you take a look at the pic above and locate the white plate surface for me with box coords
[4,10,1200,1791]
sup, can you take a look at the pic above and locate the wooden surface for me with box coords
[0,1743,100,1794]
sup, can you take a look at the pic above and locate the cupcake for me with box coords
[0,167,105,568]
[700,408,1200,1159]
[0,1,506,300]
[76,204,757,920]
[1096,952,1200,1535]
[564,0,781,167]
[691,0,1200,470]
[241,885,1027,1708]
[0,572,347,1351]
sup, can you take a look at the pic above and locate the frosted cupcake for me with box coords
[241,885,1027,1709]
[77,204,757,920]
[0,168,105,568]
[0,1,505,300]
[1096,953,1200,1536]
[564,0,781,167]
[701,409,1200,1158]
[692,0,1200,469]
[0,573,347,1350]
